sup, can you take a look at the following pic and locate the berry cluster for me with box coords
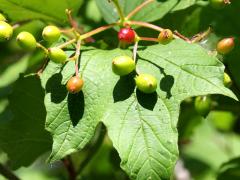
[0,0,235,96]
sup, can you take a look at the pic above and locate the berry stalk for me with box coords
[80,23,118,40]
[126,0,154,20]
[74,38,82,77]
[111,0,125,23]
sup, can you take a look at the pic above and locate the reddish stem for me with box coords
[139,37,159,42]
[126,0,154,20]
[62,156,77,180]
[80,23,118,40]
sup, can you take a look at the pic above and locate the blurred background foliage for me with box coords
[0,0,240,179]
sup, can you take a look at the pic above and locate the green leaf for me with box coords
[41,49,128,162]
[43,40,236,179]
[0,55,29,88]
[0,0,83,24]
[95,0,178,24]
[171,0,197,12]
[0,75,52,169]
[103,40,236,179]
[217,157,240,180]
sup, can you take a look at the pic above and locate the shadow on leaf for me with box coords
[46,73,68,104]
[136,90,157,111]
[113,73,136,102]
[67,91,85,127]
[160,75,174,99]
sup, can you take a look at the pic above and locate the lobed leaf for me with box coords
[43,39,236,179]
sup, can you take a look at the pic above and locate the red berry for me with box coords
[118,28,135,44]
[66,76,84,94]
[217,37,235,55]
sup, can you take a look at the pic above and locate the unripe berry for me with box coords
[223,72,232,87]
[194,96,211,117]
[0,13,6,21]
[135,74,157,94]
[118,28,136,44]
[158,29,173,44]
[16,32,37,50]
[42,25,61,43]
[112,56,135,76]
[48,47,67,64]
[0,21,13,42]
[217,37,235,55]
[66,76,84,94]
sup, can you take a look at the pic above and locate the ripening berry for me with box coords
[194,96,211,117]
[48,47,67,64]
[158,29,173,44]
[0,13,6,21]
[118,28,136,44]
[42,25,61,43]
[0,21,13,42]
[16,32,37,50]
[135,74,157,94]
[223,72,232,87]
[66,76,84,94]
[112,56,135,76]
[217,37,235,55]
[210,0,229,9]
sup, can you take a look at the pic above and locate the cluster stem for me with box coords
[126,0,154,20]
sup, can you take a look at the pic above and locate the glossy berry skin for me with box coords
[118,28,135,44]
[217,37,235,55]
[112,56,135,76]
[42,25,61,43]
[0,13,6,21]
[16,32,37,50]
[135,74,157,94]
[66,76,84,94]
[158,29,173,44]
[194,96,211,117]
[0,21,13,42]
[49,47,67,64]
[223,72,232,87]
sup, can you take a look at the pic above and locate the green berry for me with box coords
[158,29,173,44]
[112,56,135,76]
[66,76,84,94]
[194,96,211,117]
[135,74,157,94]
[0,13,6,21]
[0,21,13,42]
[16,32,37,50]
[217,37,235,55]
[42,25,61,43]
[49,47,67,64]
[223,72,232,87]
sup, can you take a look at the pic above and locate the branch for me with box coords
[0,163,21,180]
[129,21,191,42]
[62,156,77,180]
